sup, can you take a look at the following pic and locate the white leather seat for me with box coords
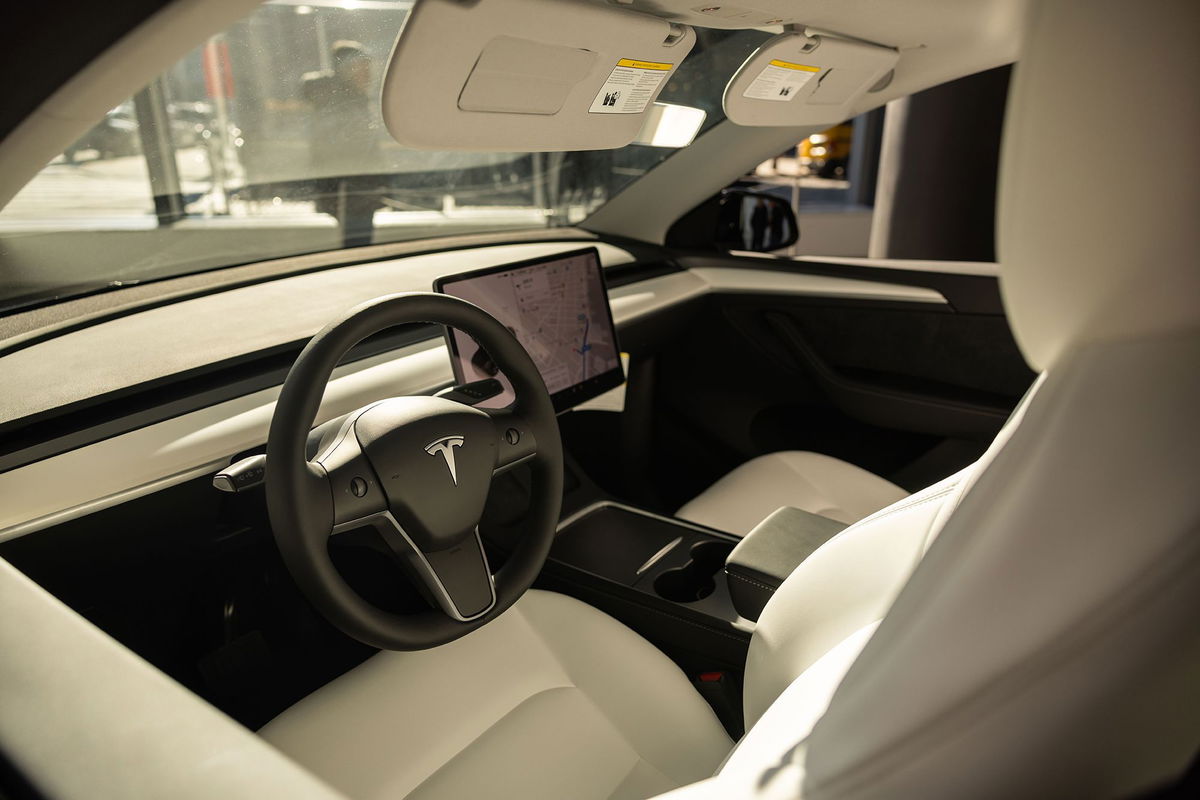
[676,451,907,534]
[260,590,731,800]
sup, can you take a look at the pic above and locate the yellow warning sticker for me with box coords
[744,60,822,102]
[616,58,674,71]
[768,59,821,72]
[591,58,675,114]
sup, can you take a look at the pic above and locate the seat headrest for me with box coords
[997,0,1200,371]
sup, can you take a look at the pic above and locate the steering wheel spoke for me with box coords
[369,514,497,621]
[487,408,538,473]
[312,413,388,530]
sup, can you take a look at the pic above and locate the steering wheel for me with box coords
[265,292,563,650]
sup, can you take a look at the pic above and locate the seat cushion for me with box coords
[259,590,731,800]
[676,451,908,535]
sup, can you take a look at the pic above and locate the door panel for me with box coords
[635,255,1034,510]
[730,301,1029,437]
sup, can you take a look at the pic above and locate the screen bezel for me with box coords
[433,246,624,414]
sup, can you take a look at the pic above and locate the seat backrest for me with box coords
[737,0,1200,796]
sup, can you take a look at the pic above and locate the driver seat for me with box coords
[261,590,732,800]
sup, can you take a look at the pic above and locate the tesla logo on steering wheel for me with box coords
[425,436,465,486]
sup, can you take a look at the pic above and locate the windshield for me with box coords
[0,0,768,314]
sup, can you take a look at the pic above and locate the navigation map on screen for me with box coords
[436,248,622,411]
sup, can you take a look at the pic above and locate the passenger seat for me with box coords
[675,451,908,535]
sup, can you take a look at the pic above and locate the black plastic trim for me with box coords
[0,325,438,474]
[759,309,1012,436]
[675,251,1007,315]
[536,562,750,671]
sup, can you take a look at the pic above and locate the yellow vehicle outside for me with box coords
[799,122,853,178]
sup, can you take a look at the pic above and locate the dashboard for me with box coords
[0,240,947,540]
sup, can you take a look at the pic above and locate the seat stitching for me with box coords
[809,487,958,558]
[836,486,957,533]
[869,486,957,519]
[727,571,778,593]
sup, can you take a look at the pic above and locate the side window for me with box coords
[731,64,1012,261]
[2,102,157,222]
[736,108,884,257]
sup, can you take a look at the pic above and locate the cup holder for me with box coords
[653,540,735,603]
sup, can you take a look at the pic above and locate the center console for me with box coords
[553,503,737,616]
[538,501,751,672]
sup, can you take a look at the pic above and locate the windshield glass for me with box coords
[0,0,769,314]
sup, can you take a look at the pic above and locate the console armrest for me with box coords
[724,507,848,621]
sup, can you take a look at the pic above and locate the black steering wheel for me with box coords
[265,292,563,650]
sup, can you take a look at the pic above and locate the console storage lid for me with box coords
[725,506,847,621]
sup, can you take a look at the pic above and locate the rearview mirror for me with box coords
[666,189,799,253]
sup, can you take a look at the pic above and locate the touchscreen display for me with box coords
[434,248,623,412]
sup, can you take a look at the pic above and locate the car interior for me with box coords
[0,0,1197,798]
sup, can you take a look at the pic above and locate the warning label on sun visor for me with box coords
[589,59,673,114]
[742,59,821,102]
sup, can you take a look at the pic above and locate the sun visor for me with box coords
[724,32,898,127]
[382,0,695,151]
